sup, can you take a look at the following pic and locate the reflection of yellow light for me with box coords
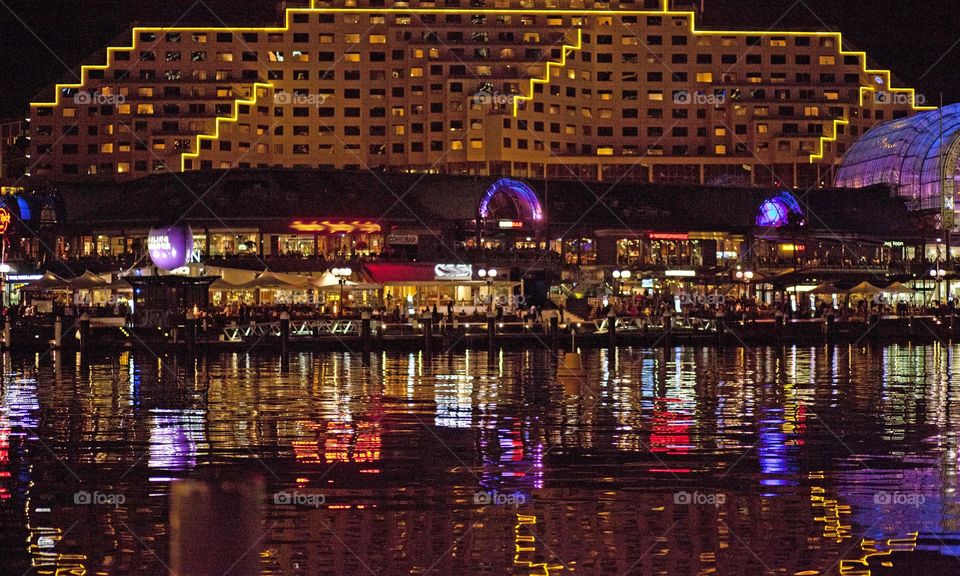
[514,514,565,575]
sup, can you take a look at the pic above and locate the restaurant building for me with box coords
[4,170,922,294]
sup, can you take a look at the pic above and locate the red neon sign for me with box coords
[290,220,382,234]
[649,232,689,241]
[0,208,10,235]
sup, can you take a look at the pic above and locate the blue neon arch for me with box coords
[478,178,544,222]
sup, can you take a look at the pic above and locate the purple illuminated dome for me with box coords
[757,191,803,228]
[148,224,194,271]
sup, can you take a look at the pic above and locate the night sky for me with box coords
[0,0,958,118]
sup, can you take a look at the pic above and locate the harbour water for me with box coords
[1,345,959,575]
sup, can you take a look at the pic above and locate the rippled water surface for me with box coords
[2,345,960,575]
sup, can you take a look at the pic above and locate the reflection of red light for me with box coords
[650,408,692,455]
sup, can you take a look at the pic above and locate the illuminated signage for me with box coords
[6,274,42,282]
[387,234,419,245]
[290,220,382,234]
[649,232,689,241]
[0,187,24,195]
[0,208,9,235]
[434,264,473,281]
[148,224,194,271]
[780,244,806,252]
[665,270,697,278]
[498,220,524,229]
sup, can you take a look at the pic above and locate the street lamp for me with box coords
[931,265,947,304]
[612,269,632,296]
[735,269,754,299]
[477,268,497,313]
[331,266,352,317]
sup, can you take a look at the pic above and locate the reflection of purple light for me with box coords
[149,409,205,472]
[758,411,798,491]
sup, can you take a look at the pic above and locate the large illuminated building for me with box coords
[28,0,928,188]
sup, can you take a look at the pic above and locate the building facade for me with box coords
[28,0,928,188]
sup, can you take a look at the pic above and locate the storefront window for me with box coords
[564,238,596,265]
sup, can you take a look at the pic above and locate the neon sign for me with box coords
[434,264,472,281]
[0,208,10,235]
[290,220,382,234]
[649,232,689,241]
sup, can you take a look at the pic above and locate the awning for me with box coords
[233,270,310,290]
[23,272,70,292]
[362,263,517,287]
[68,271,110,291]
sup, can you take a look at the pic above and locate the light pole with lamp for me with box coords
[931,265,947,307]
[331,266,352,318]
[735,268,754,300]
[612,269,632,298]
[477,268,498,313]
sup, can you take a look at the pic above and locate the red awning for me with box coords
[363,263,439,284]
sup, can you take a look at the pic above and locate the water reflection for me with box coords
[0,346,958,574]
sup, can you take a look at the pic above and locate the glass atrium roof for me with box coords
[836,104,960,216]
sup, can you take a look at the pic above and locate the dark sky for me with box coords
[0,0,958,118]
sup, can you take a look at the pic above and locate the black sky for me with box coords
[0,0,958,118]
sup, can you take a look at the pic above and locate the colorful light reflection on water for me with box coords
[0,345,958,574]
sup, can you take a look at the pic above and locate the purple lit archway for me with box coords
[478,178,544,222]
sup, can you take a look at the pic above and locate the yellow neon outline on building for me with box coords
[28,5,936,169]
[179,82,274,172]
[512,28,583,117]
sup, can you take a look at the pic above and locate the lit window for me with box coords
[715,145,727,155]
[345,53,361,62]
[117,162,130,173]
[696,72,713,83]
[451,141,464,151]
[819,56,836,65]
